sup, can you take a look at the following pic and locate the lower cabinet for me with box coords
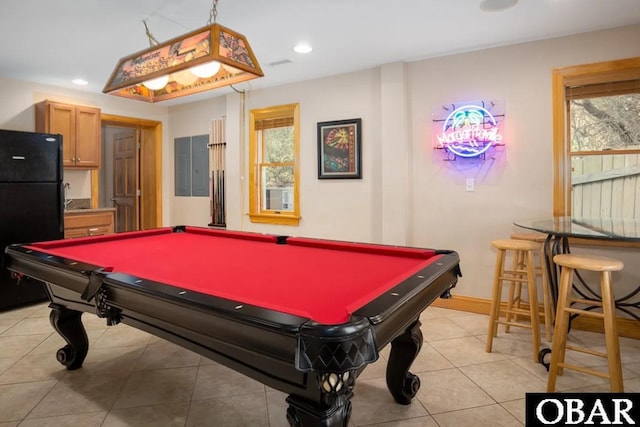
[64,210,115,238]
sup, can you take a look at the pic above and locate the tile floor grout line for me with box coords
[17,374,59,424]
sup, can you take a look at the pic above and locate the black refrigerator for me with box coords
[0,129,64,310]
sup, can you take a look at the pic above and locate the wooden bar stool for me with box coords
[510,232,554,341]
[486,239,541,362]
[547,254,624,392]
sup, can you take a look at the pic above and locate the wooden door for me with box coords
[48,103,76,166]
[101,114,163,229]
[113,130,139,232]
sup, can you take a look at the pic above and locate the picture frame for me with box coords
[317,118,362,179]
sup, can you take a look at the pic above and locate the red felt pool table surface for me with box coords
[28,227,443,324]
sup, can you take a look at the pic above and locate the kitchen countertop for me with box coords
[64,208,116,214]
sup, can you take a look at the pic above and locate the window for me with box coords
[552,58,640,218]
[248,104,300,225]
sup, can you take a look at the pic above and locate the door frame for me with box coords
[95,114,163,229]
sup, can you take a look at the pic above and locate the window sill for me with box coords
[248,213,301,226]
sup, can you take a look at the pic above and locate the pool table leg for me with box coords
[386,319,423,404]
[285,389,353,427]
[49,304,89,370]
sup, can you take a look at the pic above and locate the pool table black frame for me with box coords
[4,226,461,427]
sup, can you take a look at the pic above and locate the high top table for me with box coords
[514,217,640,320]
[514,217,640,368]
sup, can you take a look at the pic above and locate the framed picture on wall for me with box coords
[317,118,362,179]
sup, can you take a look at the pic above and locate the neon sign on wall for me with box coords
[435,103,503,158]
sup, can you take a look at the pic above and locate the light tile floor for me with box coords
[1,303,639,426]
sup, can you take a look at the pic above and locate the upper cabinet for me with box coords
[35,100,101,169]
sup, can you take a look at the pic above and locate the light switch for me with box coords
[465,178,475,192]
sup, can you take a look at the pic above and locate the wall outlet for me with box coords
[465,178,475,192]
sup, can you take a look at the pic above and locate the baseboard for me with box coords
[432,295,640,340]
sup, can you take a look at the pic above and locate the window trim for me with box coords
[552,57,640,216]
[248,103,301,226]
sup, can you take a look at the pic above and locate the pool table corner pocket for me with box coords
[295,316,378,373]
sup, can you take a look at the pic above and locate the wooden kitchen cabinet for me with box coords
[64,210,115,238]
[36,100,101,168]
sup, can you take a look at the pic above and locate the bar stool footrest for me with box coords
[496,320,533,329]
[564,307,604,318]
[565,344,608,359]
[557,362,611,380]
[502,307,532,317]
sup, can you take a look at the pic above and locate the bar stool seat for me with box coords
[547,253,624,392]
[486,239,541,362]
[510,232,554,341]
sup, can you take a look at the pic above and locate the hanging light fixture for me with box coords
[103,0,263,103]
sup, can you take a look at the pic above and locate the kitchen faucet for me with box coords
[63,182,72,209]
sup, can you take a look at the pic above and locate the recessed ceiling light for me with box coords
[480,0,518,12]
[72,78,88,86]
[293,42,312,54]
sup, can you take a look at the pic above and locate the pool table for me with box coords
[4,226,461,426]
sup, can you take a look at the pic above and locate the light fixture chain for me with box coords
[143,20,159,47]
[208,0,219,25]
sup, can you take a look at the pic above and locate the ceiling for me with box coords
[2,0,639,105]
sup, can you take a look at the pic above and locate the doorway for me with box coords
[99,114,163,231]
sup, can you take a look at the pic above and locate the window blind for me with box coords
[254,117,294,130]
